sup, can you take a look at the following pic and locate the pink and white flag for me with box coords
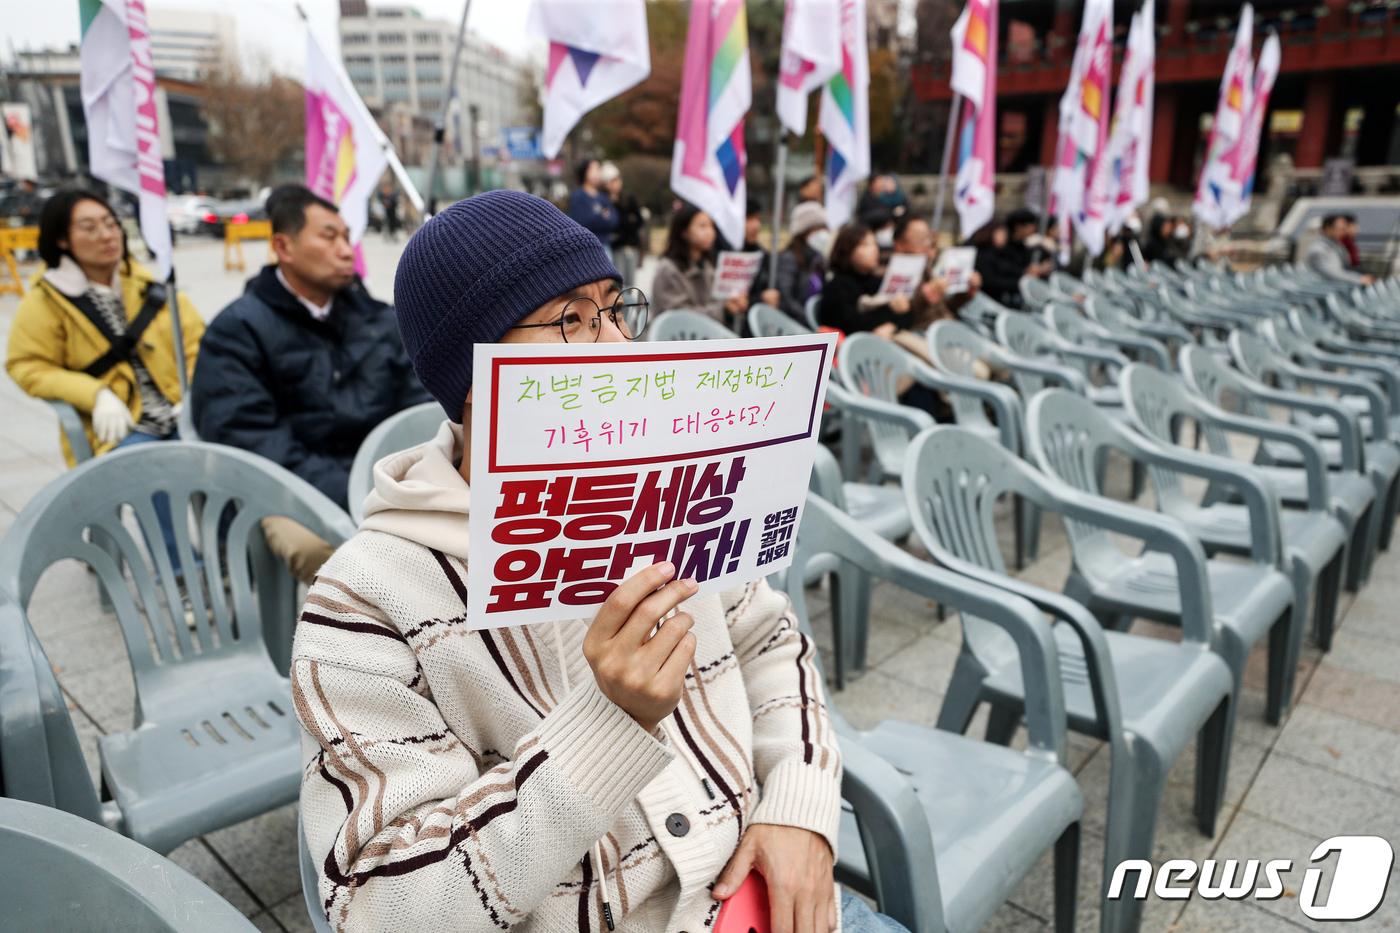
[529,0,651,160]
[1220,32,1280,227]
[1193,4,1255,229]
[1104,0,1155,235]
[776,0,842,137]
[305,27,388,276]
[949,0,999,237]
[78,0,171,279]
[819,0,870,229]
[1052,0,1113,256]
[671,0,751,250]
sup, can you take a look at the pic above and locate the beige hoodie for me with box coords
[293,418,842,932]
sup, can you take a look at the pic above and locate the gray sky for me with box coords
[0,0,543,77]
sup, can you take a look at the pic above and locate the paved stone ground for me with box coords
[1,240,1398,932]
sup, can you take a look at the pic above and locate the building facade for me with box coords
[909,0,1400,191]
[337,1,528,166]
[146,8,238,82]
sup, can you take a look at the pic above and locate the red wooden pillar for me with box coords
[1164,0,1189,48]
[1040,96,1059,166]
[1150,86,1177,183]
[1296,74,1335,169]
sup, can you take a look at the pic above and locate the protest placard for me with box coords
[711,250,766,298]
[467,333,837,628]
[876,253,928,298]
[933,246,978,295]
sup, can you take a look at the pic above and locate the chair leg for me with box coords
[1379,472,1400,551]
[984,702,1021,746]
[1264,607,1295,725]
[1100,744,1168,933]
[935,649,986,735]
[1024,500,1042,565]
[1053,821,1080,933]
[1313,550,1344,652]
[1129,459,1146,501]
[1194,695,1234,838]
[1014,495,1027,570]
[1343,501,1375,592]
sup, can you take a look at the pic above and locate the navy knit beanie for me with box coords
[394,190,620,422]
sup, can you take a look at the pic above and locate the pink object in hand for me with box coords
[715,871,771,933]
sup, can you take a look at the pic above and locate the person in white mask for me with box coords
[757,201,830,325]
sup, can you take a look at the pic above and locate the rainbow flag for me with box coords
[776,0,841,137]
[671,0,751,250]
[1051,0,1113,257]
[1222,33,1280,227]
[1102,0,1155,235]
[818,0,870,229]
[1193,4,1255,229]
[530,0,651,160]
[949,0,999,237]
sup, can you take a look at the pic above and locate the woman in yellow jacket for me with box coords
[6,189,203,466]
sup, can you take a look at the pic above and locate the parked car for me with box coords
[167,194,221,235]
[195,195,269,238]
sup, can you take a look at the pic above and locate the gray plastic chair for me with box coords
[44,399,95,463]
[347,401,444,525]
[1025,389,1300,726]
[903,426,1234,933]
[0,441,357,855]
[1179,344,1381,596]
[784,492,1083,933]
[808,443,911,687]
[805,294,822,331]
[1083,295,1194,353]
[1044,302,1171,371]
[1229,330,1400,557]
[0,796,259,932]
[647,309,739,341]
[748,301,812,337]
[996,310,1127,409]
[1120,362,1348,655]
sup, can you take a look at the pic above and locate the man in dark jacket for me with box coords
[191,184,431,580]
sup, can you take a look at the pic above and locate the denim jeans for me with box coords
[116,430,186,573]
[841,892,911,933]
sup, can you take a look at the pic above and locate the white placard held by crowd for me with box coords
[467,333,837,629]
[933,246,978,295]
[877,253,929,298]
[711,251,766,299]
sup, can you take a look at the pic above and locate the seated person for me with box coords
[651,202,749,326]
[190,185,431,582]
[894,215,981,330]
[1307,213,1374,285]
[295,189,907,932]
[750,201,829,325]
[818,223,911,339]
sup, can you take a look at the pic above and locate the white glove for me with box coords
[92,387,135,446]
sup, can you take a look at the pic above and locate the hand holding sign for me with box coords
[583,561,698,733]
[713,251,766,299]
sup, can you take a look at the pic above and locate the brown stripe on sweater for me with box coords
[301,611,407,644]
[578,849,594,933]
[795,630,814,765]
[431,548,472,606]
[606,832,629,916]
[480,629,547,719]
[679,682,750,812]
[310,662,393,853]
[303,591,393,626]
[669,708,742,830]
[499,627,554,714]
[318,575,393,621]
[293,662,374,853]
[522,625,559,706]
[685,658,752,800]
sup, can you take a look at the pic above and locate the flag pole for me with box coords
[425,0,473,215]
[931,92,961,240]
[166,265,189,401]
[768,134,788,291]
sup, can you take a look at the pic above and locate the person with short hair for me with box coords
[1341,213,1361,269]
[601,161,645,287]
[1307,213,1375,285]
[975,209,1047,308]
[796,174,823,205]
[651,203,749,326]
[818,223,911,338]
[567,158,618,259]
[190,184,431,582]
[292,189,898,933]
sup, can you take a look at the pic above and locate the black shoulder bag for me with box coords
[66,281,170,379]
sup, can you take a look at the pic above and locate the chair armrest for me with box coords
[1131,319,1195,347]
[826,383,937,436]
[1058,343,1131,372]
[1107,332,1171,370]
[1306,351,1400,413]
[1000,354,1089,395]
[1197,406,1330,512]
[909,360,1023,452]
[1246,382,1366,473]
[1041,478,1217,645]
[1135,439,1284,567]
[839,739,946,933]
[43,400,93,463]
[1284,364,1390,441]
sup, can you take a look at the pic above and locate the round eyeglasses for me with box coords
[509,287,650,343]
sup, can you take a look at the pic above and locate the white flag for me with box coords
[949,0,999,237]
[1052,0,1113,256]
[1220,32,1280,227]
[1193,4,1254,228]
[819,0,870,229]
[80,0,171,279]
[776,0,842,137]
[305,27,388,261]
[1104,0,1155,234]
[530,0,651,160]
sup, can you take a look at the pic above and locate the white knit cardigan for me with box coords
[292,427,842,933]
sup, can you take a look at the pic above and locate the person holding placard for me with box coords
[292,190,907,933]
[754,201,829,325]
[651,203,750,326]
[817,223,912,339]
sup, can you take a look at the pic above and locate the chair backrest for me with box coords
[994,310,1088,395]
[0,442,357,721]
[647,310,739,341]
[1171,345,1276,457]
[807,442,849,510]
[0,592,103,822]
[1117,362,1217,516]
[804,294,822,331]
[1019,275,1051,310]
[1228,328,1295,388]
[347,402,444,525]
[44,400,94,463]
[748,302,812,338]
[836,333,926,477]
[1044,302,1099,345]
[0,796,259,931]
[925,320,1003,431]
